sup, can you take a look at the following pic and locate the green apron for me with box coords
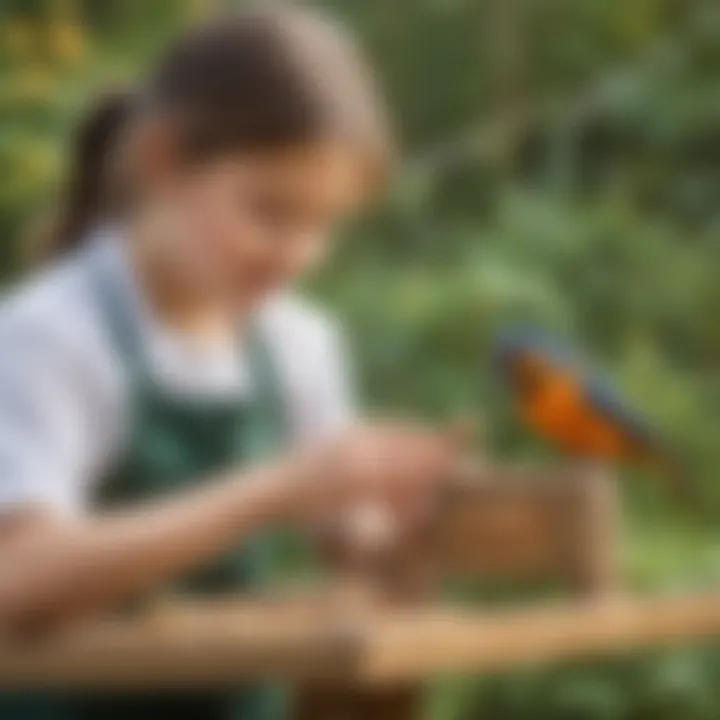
[3,266,288,720]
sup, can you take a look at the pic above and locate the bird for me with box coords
[492,325,694,508]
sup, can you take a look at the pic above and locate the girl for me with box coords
[0,5,462,719]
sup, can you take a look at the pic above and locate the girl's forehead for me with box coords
[229,142,374,209]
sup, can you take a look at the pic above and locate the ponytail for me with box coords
[52,89,134,255]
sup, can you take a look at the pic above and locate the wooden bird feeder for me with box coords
[2,464,719,719]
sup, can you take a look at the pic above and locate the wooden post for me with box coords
[563,464,619,596]
[295,683,420,720]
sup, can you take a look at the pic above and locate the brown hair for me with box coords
[52,4,393,254]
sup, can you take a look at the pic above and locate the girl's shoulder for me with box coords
[259,294,354,440]
[0,254,103,352]
[259,293,346,358]
[0,252,124,403]
[0,255,128,512]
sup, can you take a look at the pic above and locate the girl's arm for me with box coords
[0,461,300,637]
[0,425,461,637]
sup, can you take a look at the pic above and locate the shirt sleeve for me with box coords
[267,301,358,445]
[299,319,357,440]
[0,318,109,517]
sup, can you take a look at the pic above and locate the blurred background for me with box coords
[2,0,720,717]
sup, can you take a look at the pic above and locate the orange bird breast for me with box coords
[520,374,641,461]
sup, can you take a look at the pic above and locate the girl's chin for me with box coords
[237,278,285,303]
[184,275,282,311]
[226,284,279,312]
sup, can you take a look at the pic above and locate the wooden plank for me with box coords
[0,597,363,691]
[2,593,720,690]
[360,593,720,683]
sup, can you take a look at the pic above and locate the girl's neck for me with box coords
[125,223,248,343]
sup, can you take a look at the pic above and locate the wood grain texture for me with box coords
[0,597,363,690]
[435,463,620,594]
[359,593,720,683]
[2,593,720,689]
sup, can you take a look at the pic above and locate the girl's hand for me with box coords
[280,422,469,519]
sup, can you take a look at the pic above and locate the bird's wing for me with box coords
[583,376,661,452]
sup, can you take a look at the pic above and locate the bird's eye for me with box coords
[517,355,546,387]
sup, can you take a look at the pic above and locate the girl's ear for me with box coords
[128,115,187,194]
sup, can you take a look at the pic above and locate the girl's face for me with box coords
[140,141,368,308]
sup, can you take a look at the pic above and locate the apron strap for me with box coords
[88,244,287,452]
[89,248,147,378]
[244,322,288,457]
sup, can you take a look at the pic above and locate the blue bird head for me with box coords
[493,325,567,367]
[492,324,580,391]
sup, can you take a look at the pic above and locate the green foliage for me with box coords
[440,648,720,720]
[1,1,720,718]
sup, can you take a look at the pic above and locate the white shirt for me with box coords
[0,231,354,516]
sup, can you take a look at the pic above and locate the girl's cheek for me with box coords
[236,230,330,297]
[178,190,248,287]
